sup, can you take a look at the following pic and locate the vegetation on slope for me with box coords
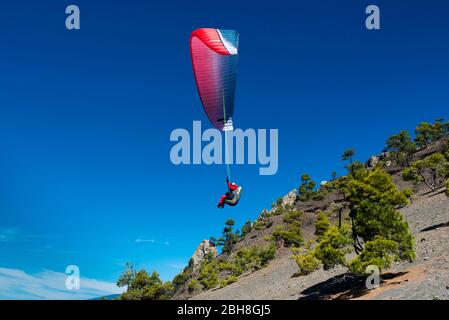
[195,244,276,291]
[116,118,449,300]
[271,209,304,247]
[117,265,174,300]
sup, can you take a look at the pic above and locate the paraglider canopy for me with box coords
[190,28,239,132]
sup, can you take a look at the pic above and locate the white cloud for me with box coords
[135,238,170,245]
[0,267,125,300]
[0,228,20,242]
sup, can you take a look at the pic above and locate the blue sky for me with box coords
[0,0,448,299]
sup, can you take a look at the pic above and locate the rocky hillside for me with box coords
[191,188,449,300]
[173,135,449,300]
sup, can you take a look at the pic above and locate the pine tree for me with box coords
[415,122,434,148]
[341,149,355,164]
[220,219,238,255]
[331,171,338,180]
[117,262,136,292]
[298,174,316,201]
[120,270,174,300]
[345,168,415,272]
[403,153,449,191]
[342,148,363,175]
[241,220,252,237]
[385,130,416,166]
[315,211,331,241]
[414,119,449,148]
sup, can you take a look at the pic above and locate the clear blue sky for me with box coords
[0,0,448,298]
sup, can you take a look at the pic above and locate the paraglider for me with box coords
[217,178,242,208]
[190,28,242,208]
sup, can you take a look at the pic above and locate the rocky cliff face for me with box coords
[190,240,218,270]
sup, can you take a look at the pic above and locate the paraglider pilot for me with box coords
[217,178,239,208]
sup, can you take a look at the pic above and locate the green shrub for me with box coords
[234,244,276,271]
[253,221,266,230]
[172,259,194,290]
[311,191,326,201]
[187,280,200,293]
[196,245,276,292]
[220,275,238,288]
[314,211,331,240]
[241,220,252,237]
[402,167,417,181]
[172,272,189,290]
[253,215,273,230]
[446,179,449,197]
[120,270,174,300]
[349,236,400,275]
[258,244,277,267]
[314,225,352,270]
[200,273,218,290]
[272,207,285,215]
[402,188,413,199]
[198,260,220,290]
[283,210,303,223]
[272,222,304,247]
[293,250,320,275]
[270,209,304,247]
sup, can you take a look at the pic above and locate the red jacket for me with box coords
[227,181,238,191]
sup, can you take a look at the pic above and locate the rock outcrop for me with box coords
[256,189,297,221]
[190,240,218,270]
[281,189,297,207]
[366,155,380,168]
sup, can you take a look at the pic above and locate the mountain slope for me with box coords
[180,136,449,300]
[192,190,449,300]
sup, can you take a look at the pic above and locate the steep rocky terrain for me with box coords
[173,137,449,300]
[192,190,449,300]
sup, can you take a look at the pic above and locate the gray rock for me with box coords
[190,240,218,270]
[281,189,297,207]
